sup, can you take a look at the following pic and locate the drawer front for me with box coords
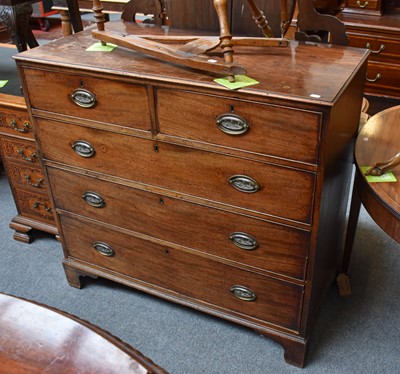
[6,161,47,192]
[347,34,400,62]
[48,167,310,280]
[37,119,315,224]
[61,214,304,331]
[364,61,400,97]
[0,108,33,139]
[157,89,321,165]
[23,68,152,131]
[0,138,39,164]
[13,189,54,223]
[345,0,381,12]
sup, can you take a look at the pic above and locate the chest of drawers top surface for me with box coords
[14,21,368,104]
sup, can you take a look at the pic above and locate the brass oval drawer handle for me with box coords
[32,201,52,212]
[24,174,43,188]
[71,140,95,158]
[17,149,37,162]
[229,232,258,251]
[365,43,385,54]
[93,241,114,257]
[230,285,257,302]
[356,0,369,8]
[216,113,249,135]
[366,73,381,83]
[71,88,97,108]
[83,191,105,208]
[10,119,31,133]
[229,175,260,193]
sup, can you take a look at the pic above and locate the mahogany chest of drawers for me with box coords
[15,21,368,367]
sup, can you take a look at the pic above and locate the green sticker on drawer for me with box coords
[214,75,259,90]
[361,166,397,183]
[0,80,8,88]
[86,42,118,52]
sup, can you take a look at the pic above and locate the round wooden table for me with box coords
[0,292,167,373]
[338,105,400,296]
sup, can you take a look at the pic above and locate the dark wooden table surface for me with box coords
[0,292,167,373]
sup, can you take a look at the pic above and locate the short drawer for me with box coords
[345,0,381,13]
[157,89,321,165]
[61,214,304,332]
[0,138,39,164]
[5,161,47,191]
[37,119,315,224]
[0,107,33,138]
[22,68,152,131]
[13,189,54,223]
[347,33,400,62]
[364,61,400,97]
[48,167,310,280]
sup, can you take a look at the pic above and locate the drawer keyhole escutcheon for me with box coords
[229,175,260,193]
[10,119,31,133]
[93,241,114,257]
[230,285,257,302]
[229,232,259,250]
[72,140,95,158]
[365,43,385,54]
[71,88,97,108]
[356,0,368,8]
[216,113,249,135]
[83,191,105,208]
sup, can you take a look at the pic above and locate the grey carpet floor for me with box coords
[0,168,399,374]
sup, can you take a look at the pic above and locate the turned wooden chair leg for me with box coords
[213,0,234,63]
[92,0,106,45]
[246,0,273,37]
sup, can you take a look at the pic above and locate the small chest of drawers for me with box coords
[15,21,368,367]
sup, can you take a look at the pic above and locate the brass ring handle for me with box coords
[229,232,258,250]
[32,201,52,212]
[17,149,37,162]
[82,191,105,208]
[10,119,31,133]
[366,73,381,83]
[230,285,257,301]
[216,113,249,135]
[365,43,385,54]
[229,175,260,193]
[71,140,95,158]
[93,241,114,257]
[71,88,97,108]
[24,174,43,188]
[364,152,400,176]
[356,0,369,8]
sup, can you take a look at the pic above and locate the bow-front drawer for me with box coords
[0,138,39,164]
[36,119,315,224]
[23,68,152,131]
[157,89,321,165]
[61,214,304,332]
[48,167,310,280]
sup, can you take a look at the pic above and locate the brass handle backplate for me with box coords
[17,149,37,162]
[71,140,95,158]
[229,232,258,250]
[230,285,257,302]
[24,174,43,188]
[32,201,52,212]
[229,175,260,193]
[71,88,96,108]
[83,191,105,208]
[216,113,249,135]
[10,119,31,133]
[93,241,114,257]
[365,43,385,54]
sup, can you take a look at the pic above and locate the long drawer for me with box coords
[60,214,304,332]
[48,167,310,280]
[157,88,321,165]
[364,61,400,97]
[36,118,315,224]
[23,68,152,131]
